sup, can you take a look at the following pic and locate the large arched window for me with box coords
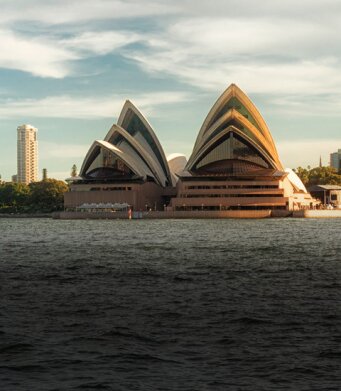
[85,146,135,179]
[194,132,270,173]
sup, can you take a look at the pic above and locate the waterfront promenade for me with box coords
[2,209,341,220]
[53,209,341,219]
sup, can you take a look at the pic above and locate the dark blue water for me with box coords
[0,218,340,390]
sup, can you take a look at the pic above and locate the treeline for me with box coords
[294,166,341,186]
[0,179,68,214]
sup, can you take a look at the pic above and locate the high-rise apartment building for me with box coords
[330,149,341,172]
[17,124,38,184]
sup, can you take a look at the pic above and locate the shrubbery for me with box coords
[294,166,341,186]
[0,179,68,214]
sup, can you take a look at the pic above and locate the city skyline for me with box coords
[0,0,341,180]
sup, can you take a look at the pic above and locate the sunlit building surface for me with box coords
[65,84,315,211]
[308,185,341,208]
[330,149,341,172]
[17,124,38,184]
[65,100,175,211]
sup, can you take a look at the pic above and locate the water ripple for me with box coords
[0,218,340,390]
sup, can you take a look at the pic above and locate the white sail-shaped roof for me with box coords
[167,154,187,184]
[78,84,286,185]
[285,168,308,193]
[187,84,284,173]
[80,140,152,180]
[104,124,168,187]
[117,100,173,186]
[78,101,174,187]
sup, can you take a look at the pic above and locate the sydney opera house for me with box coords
[64,84,315,212]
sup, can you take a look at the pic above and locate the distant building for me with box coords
[308,185,341,208]
[42,168,48,181]
[11,174,17,183]
[17,124,38,184]
[330,149,341,172]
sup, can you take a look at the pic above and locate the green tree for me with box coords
[293,166,310,185]
[308,166,341,186]
[294,165,341,186]
[0,182,30,212]
[28,179,68,212]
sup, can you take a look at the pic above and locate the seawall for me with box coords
[0,213,52,218]
[3,210,341,220]
[54,210,272,220]
[293,210,341,218]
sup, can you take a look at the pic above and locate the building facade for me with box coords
[171,84,315,211]
[65,84,317,212]
[17,124,38,184]
[309,185,341,208]
[330,149,341,172]
[65,100,175,211]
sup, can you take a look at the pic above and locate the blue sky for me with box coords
[0,0,340,180]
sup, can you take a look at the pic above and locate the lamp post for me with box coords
[324,189,326,206]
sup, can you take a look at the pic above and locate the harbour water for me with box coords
[0,218,340,390]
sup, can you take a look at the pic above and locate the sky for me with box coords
[0,0,340,181]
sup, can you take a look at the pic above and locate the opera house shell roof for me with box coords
[69,83,313,213]
[187,84,283,175]
[79,100,174,187]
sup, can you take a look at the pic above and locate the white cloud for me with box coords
[63,31,141,56]
[131,53,341,95]
[1,1,341,104]
[2,0,339,26]
[0,29,144,78]
[264,93,341,117]
[0,29,77,78]
[164,18,324,58]
[0,91,191,119]
[0,0,178,25]
[1,0,340,96]
[126,16,341,95]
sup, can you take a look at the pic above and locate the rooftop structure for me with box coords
[308,184,341,208]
